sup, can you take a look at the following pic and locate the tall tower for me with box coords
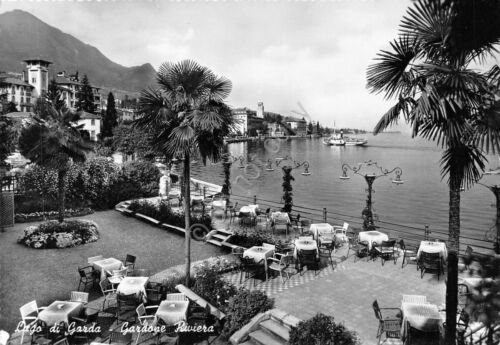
[257,102,264,118]
[24,58,52,98]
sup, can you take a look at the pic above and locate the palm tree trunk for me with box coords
[445,178,460,345]
[183,152,191,286]
[57,169,66,223]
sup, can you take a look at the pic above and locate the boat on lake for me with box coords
[323,135,346,146]
[344,137,368,146]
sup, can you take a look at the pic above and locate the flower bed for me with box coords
[17,220,100,249]
[226,229,293,249]
[128,199,213,231]
[14,208,94,223]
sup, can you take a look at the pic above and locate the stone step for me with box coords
[212,233,230,241]
[260,319,290,342]
[216,228,234,236]
[249,329,287,345]
[207,239,223,247]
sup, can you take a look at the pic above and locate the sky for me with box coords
[0,0,454,130]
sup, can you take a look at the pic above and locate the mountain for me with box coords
[0,10,156,93]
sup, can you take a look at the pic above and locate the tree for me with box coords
[18,94,93,222]
[136,60,233,285]
[366,1,500,343]
[307,122,313,135]
[102,92,118,138]
[76,74,95,114]
[112,122,158,160]
[0,116,17,172]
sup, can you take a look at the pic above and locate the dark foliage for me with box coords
[289,313,360,345]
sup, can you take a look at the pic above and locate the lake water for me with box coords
[188,133,499,250]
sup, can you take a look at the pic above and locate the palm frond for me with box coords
[205,73,232,102]
[373,97,412,134]
[165,124,196,157]
[367,35,419,99]
[135,88,177,129]
[472,99,500,154]
[440,143,486,190]
[400,0,453,59]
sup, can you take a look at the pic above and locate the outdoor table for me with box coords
[310,223,333,240]
[294,238,318,258]
[156,300,190,325]
[239,205,258,226]
[243,246,274,279]
[212,199,226,210]
[271,212,290,224]
[417,241,448,260]
[358,230,389,250]
[38,300,83,326]
[400,302,443,341]
[190,195,204,205]
[92,257,123,280]
[116,276,149,302]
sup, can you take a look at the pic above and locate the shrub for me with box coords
[17,220,99,249]
[128,200,213,231]
[14,208,93,223]
[220,288,274,340]
[227,229,293,249]
[122,160,161,196]
[161,274,194,294]
[192,263,237,311]
[289,313,360,345]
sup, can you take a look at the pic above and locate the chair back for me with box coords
[112,267,128,278]
[125,254,136,265]
[0,330,10,345]
[298,249,317,264]
[262,243,275,251]
[166,293,187,301]
[99,278,114,295]
[118,292,139,307]
[421,251,441,268]
[87,255,103,264]
[20,300,38,320]
[298,236,313,241]
[372,300,382,320]
[343,222,349,232]
[399,239,406,251]
[232,247,244,257]
[240,256,256,267]
[70,291,89,304]
[402,295,427,304]
[380,240,396,249]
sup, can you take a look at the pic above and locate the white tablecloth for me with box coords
[401,302,443,341]
[239,205,258,217]
[92,258,123,280]
[39,301,83,326]
[243,246,274,264]
[310,223,334,240]
[294,239,319,258]
[417,241,448,260]
[271,212,290,224]
[117,277,149,302]
[156,300,189,325]
[212,200,226,210]
[358,231,389,250]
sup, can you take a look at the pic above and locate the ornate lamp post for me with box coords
[478,170,500,252]
[264,156,311,213]
[340,160,403,230]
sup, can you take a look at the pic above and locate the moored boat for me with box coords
[344,137,368,146]
[323,135,346,146]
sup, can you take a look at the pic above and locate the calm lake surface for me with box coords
[189,133,500,249]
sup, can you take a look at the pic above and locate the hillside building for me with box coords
[284,116,308,136]
[0,59,102,141]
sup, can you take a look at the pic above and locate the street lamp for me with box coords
[265,156,311,176]
[340,160,404,230]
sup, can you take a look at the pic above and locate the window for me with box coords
[91,119,95,126]
[90,131,95,141]
[32,78,36,83]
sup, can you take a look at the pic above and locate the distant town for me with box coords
[0,58,367,142]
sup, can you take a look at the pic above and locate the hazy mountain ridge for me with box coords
[0,9,156,93]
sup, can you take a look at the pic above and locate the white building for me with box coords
[77,110,101,141]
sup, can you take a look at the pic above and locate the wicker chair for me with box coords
[99,278,117,311]
[297,249,320,276]
[70,291,89,304]
[374,240,397,265]
[399,240,419,269]
[267,253,295,283]
[372,300,402,345]
[135,303,160,345]
[418,251,443,280]
[239,256,265,286]
[77,266,96,291]
[124,254,136,274]
[116,292,140,322]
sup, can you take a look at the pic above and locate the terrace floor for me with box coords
[4,202,449,345]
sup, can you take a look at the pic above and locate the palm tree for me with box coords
[18,95,92,223]
[366,0,500,343]
[135,60,233,285]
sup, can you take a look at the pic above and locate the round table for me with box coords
[358,230,389,250]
